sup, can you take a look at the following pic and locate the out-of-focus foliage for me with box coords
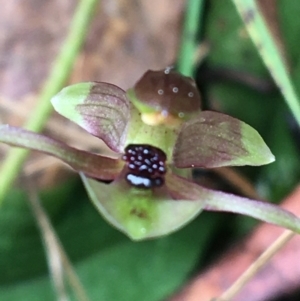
[0,180,215,301]
[204,0,300,202]
[1,0,300,300]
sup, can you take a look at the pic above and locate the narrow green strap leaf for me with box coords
[177,0,205,76]
[173,111,275,168]
[232,0,300,126]
[51,82,130,152]
[203,188,300,234]
[0,125,123,180]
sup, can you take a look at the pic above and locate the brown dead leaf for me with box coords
[73,0,184,89]
[0,0,184,189]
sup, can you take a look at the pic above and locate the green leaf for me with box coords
[0,181,77,284]
[51,82,130,152]
[173,111,275,168]
[232,0,300,127]
[0,183,215,301]
[80,172,204,240]
[256,104,300,201]
[0,125,123,180]
[204,0,266,76]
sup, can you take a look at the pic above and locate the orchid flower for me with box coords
[1,69,300,240]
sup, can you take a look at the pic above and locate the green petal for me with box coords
[0,125,123,180]
[173,111,275,168]
[51,82,130,152]
[80,172,204,240]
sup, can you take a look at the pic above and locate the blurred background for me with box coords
[0,1,300,300]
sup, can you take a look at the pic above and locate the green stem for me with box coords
[0,0,99,206]
[177,0,205,77]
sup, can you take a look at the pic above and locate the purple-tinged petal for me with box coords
[51,82,130,152]
[168,175,300,233]
[81,171,204,240]
[165,172,206,201]
[0,125,123,180]
[203,188,300,234]
[128,69,201,120]
[173,111,275,168]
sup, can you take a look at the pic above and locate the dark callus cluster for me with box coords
[122,144,167,189]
